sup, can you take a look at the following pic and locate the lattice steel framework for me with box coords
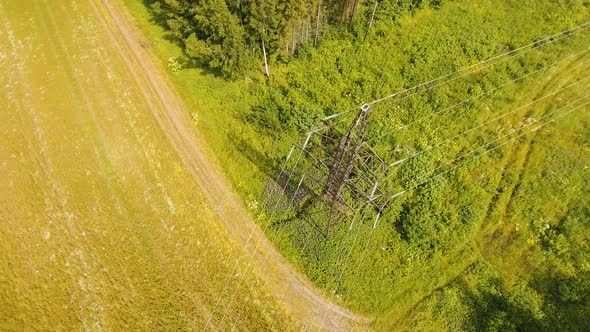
[266,104,389,237]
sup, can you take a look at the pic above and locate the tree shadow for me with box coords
[140,0,183,46]
[138,0,224,77]
[228,132,277,181]
[456,278,545,331]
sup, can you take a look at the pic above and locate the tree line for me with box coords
[149,0,436,78]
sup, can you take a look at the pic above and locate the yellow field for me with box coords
[0,1,295,330]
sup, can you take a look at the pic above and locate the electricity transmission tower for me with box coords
[267,104,388,237]
[263,21,590,241]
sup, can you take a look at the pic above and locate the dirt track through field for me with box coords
[90,0,369,330]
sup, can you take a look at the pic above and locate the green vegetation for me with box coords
[0,1,297,330]
[128,0,590,330]
[147,0,433,78]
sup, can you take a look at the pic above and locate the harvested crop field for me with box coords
[0,1,295,330]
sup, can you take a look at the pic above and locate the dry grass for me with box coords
[0,1,294,330]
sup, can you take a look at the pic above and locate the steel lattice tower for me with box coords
[266,103,388,237]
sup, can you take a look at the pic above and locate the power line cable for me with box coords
[228,171,308,330]
[384,98,590,209]
[366,46,590,146]
[404,93,590,190]
[215,147,308,329]
[318,205,371,329]
[321,21,589,136]
[366,21,590,109]
[378,75,590,178]
[206,144,306,330]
